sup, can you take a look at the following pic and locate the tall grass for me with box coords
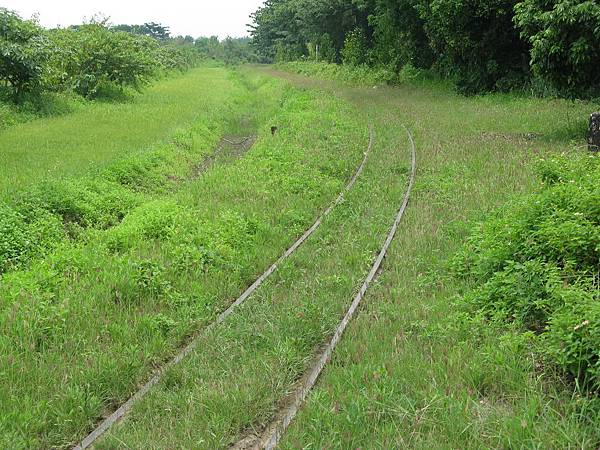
[0,68,369,449]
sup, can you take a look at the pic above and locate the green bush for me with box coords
[453,152,600,390]
[0,203,63,273]
[45,23,158,97]
[545,288,600,391]
[342,28,368,66]
[0,204,32,272]
[17,178,140,229]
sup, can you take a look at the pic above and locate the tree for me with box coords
[370,0,434,71]
[141,22,170,41]
[112,22,171,41]
[250,0,306,61]
[0,8,47,101]
[419,0,530,93]
[514,0,600,97]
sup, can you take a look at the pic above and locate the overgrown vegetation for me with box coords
[0,8,258,129]
[88,65,599,449]
[1,2,599,447]
[453,153,600,391]
[0,68,371,449]
[261,65,600,449]
[0,11,196,101]
[251,0,600,97]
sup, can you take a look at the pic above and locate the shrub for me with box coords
[156,44,195,71]
[17,178,140,229]
[545,288,600,391]
[0,204,31,272]
[453,152,600,390]
[134,260,172,297]
[0,203,63,273]
[46,23,158,97]
[342,28,369,66]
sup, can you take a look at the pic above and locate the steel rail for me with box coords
[72,125,375,450]
[253,125,417,450]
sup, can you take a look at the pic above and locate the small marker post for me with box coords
[588,112,599,152]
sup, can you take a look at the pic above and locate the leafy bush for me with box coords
[46,23,158,97]
[17,178,140,229]
[134,260,172,297]
[0,8,47,100]
[0,204,32,272]
[514,0,600,98]
[280,61,397,85]
[0,203,63,273]
[545,288,600,390]
[342,28,368,66]
[156,44,196,71]
[453,152,600,390]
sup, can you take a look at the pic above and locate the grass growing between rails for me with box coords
[0,69,370,449]
[254,68,600,448]
[94,87,412,450]
[0,67,238,198]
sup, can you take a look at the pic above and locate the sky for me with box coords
[2,0,266,39]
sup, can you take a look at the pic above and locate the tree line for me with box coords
[0,9,258,102]
[250,0,600,97]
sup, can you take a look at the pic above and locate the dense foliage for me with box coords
[453,154,600,391]
[251,0,600,97]
[0,9,257,105]
[45,24,159,97]
[420,0,530,93]
[514,0,600,98]
[0,8,47,100]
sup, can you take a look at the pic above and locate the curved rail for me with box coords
[72,126,375,450]
[253,125,417,450]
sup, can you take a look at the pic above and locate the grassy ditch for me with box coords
[0,67,238,197]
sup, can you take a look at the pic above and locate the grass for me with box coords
[0,67,240,198]
[95,88,410,450]
[2,62,598,449]
[95,66,598,449]
[0,68,370,449]
[265,68,600,448]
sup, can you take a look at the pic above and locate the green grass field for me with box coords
[0,64,598,449]
[0,68,240,198]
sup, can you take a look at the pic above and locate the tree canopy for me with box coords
[250,0,600,97]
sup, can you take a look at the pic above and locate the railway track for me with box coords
[238,125,417,449]
[73,125,375,450]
